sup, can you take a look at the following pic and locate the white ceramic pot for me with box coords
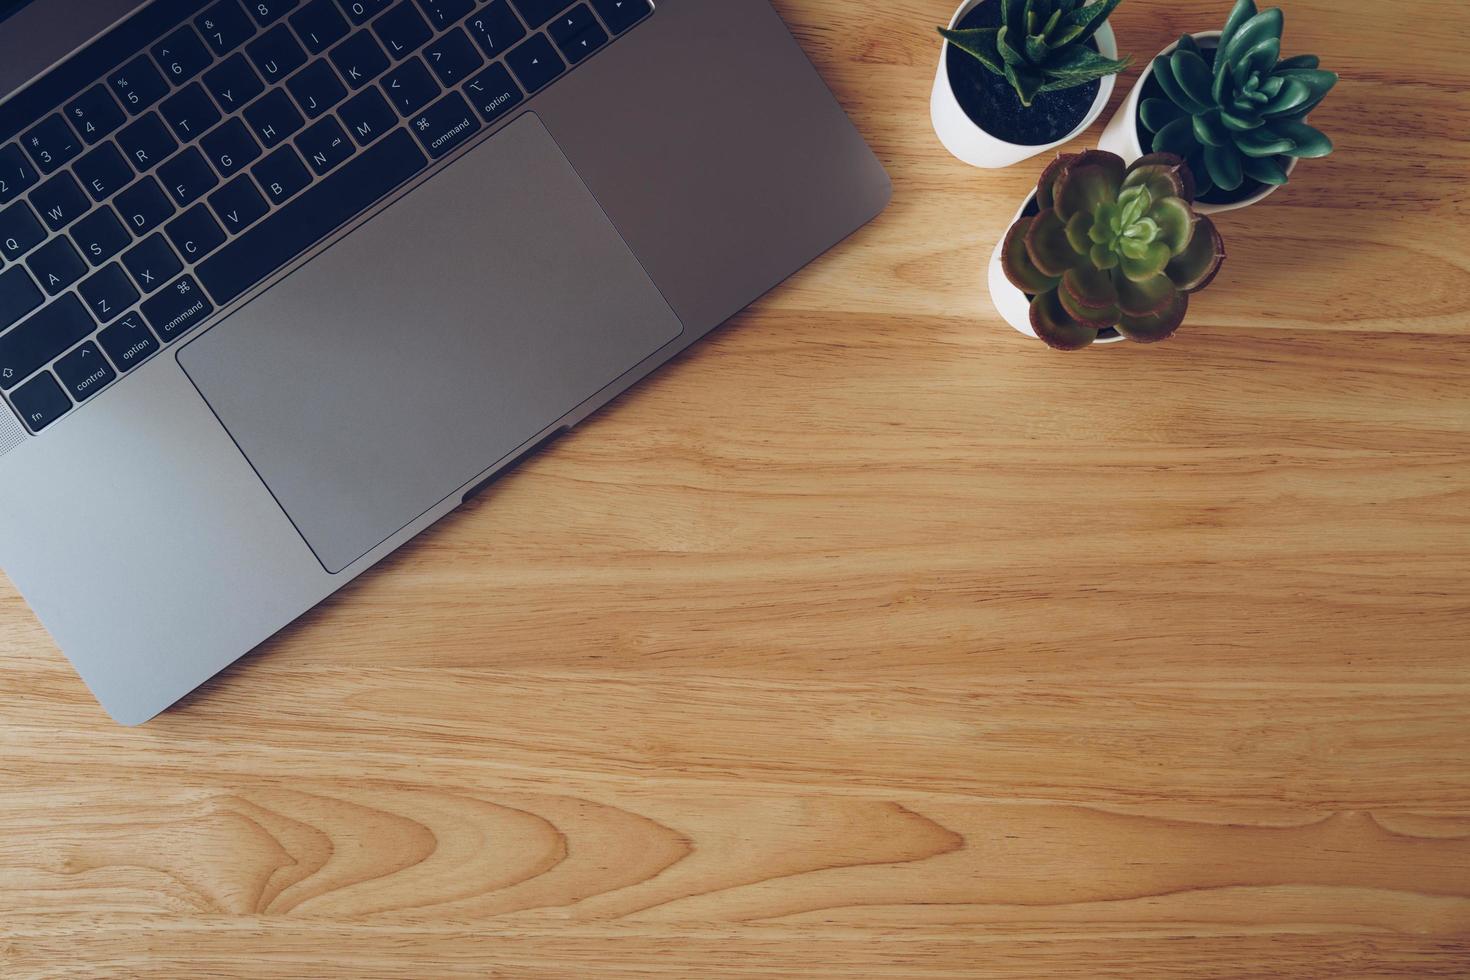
[932,0,1119,169]
[1096,31,1297,214]
[987,192,1125,346]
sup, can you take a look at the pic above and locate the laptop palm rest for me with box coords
[178,114,683,574]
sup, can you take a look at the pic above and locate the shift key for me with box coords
[143,275,214,341]
[409,91,481,159]
[0,294,95,390]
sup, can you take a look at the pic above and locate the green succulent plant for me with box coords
[1141,0,1338,199]
[1002,150,1225,350]
[939,0,1131,108]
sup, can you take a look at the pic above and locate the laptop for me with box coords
[0,0,890,724]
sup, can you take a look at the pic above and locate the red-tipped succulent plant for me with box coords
[1002,149,1225,349]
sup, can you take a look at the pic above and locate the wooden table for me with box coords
[3,1,1468,976]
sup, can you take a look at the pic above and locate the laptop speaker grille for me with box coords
[0,403,26,458]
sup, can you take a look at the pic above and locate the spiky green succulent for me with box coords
[1141,0,1338,199]
[1003,150,1225,349]
[939,0,1131,108]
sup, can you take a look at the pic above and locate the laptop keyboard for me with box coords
[0,0,652,435]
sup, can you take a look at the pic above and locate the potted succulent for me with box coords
[1097,0,1337,212]
[932,0,1130,169]
[988,150,1226,349]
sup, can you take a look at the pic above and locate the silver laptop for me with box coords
[0,0,890,724]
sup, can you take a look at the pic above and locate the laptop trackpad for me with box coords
[178,114,683,573]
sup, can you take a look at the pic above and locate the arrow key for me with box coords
[505,33,565,94]
[590,0,651,34]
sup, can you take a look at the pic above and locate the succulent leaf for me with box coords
[1065,211,1094,253]
[1270,119,1333,157]
[1275,53,1319,70]
[1117,290,1188,343]
[1030,290,1098,350]
[1203,142,1245,191]
[1234,126,1295,157]
[1147,196,1195,252]
[1153,56,1211,115]
[1170,49,1216,109]
[1035,153,1074,210]
[1062,264,1118,310]
[1024,208,1081,276]
[1192,109,1229,147]
[1218,0,1257,54]
[1002,216,1063,294]
[936,28,1004,74]
[1119,241,1172,281]
[1114,272,1179,317]
[1123,161,1187,202]
[1058,280,1120,326]
[1241,153,1289,185]
[1164,214,1225,292]
[1140,97,1187,132]
[1055,163,1119,220]
[1221,8,1283,66]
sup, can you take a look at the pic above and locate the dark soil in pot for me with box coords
[1133,42,1287,206]
[1016,194,1120,342]
[947,0,1101,146]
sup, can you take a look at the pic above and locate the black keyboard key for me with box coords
[339,87,396,145]
[10,372,70,431]
[253,145,312,204]
[159,147,220,207]
[0,267,43,332]
[55,341,117,402]
[209,175,270,233]
[416,0,474,30]
[199,129,425,304]
[74,144,133,203]
[331,31,391,90]
[32,173,90,231]
[290,0,349,53]
[0,144,38,205]
[72,208,132,266]
[505,34,565,93]
[382,57,439,115]
[244,90,305,149]
[98,313,161,372]
[409,91,480,159]
[201,118,262,177]
[115,177,177,235]
[143,275,213,340]
[247,0,300,27]
[21,114,82,174]
[166,203,228,261]
[339,0,392,24]
[160,83,223,142]
[0,294,93,391]
[122,233,184,293]
[247,24,308,83]
[286,60,348,118]
[118,113,179,172]
[109,55,171,115]
[197,0,258,56]
[27,238,88,295]
[78,264,140,324]
[374,2,433,60]
[203,53,266,113]
[466,1,526,59]
[547,4,596,44]
[465,63,523,125]
[553,22,607,64]
[0,202,46,261]
[511,0,568,28]
[590,0,648,33]
[152,24,215,85]
[297,117,354,174]
[65,85,127,146]
[424,28,483,86]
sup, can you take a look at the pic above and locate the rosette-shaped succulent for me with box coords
[1002,150,1225,349]
[940,0,1131,107]
[1142,0,1338,197]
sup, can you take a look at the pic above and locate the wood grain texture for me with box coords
[3,0,1469,976]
